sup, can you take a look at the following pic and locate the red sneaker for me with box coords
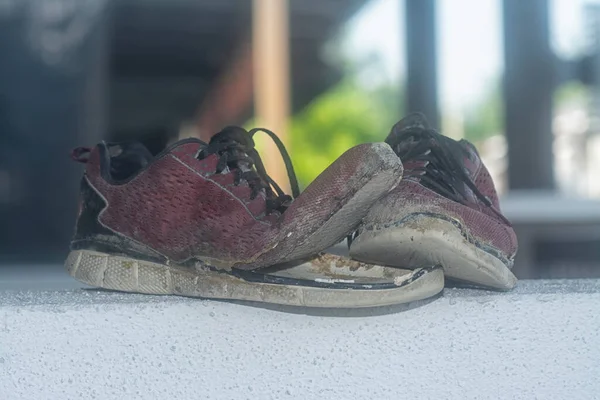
[66,126,444,307]
[349,114,518,290]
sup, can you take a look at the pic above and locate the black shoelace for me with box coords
[387,127,511,225]
[196,126,300,215]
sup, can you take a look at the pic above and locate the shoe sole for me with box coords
[65,249,444,308]
[281,143,403,263]
[349,215,517,290]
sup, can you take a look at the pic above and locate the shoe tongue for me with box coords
[210,126,254,147]
[385,113,431,149]
[108,142,154,169]
[209,126,257,174]
[395,112,430,130]
[102,141,155,180]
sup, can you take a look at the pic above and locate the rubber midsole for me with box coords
[65,249,445,307]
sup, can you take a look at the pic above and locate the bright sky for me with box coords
[344,0,600,113]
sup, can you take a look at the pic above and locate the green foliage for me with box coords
[289,79,403,187]
[554,81,590,108]
[462,80,503,143]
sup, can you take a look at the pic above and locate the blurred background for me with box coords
[2,0,600,282]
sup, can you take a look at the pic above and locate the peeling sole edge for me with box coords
[350,217,517,291]
[65,250,445,308]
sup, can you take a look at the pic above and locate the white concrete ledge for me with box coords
[500,191,600,224]
[1,280,600,400]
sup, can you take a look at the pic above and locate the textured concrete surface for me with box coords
[1,279,600,400]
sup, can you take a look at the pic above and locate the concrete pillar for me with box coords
[503,0,555,190]
[405,0,440,129]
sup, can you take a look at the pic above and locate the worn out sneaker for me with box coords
[349,114,517,290]
[66,126,444,307]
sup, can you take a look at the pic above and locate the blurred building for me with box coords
[0,0,367,262]
[2,0,600,279]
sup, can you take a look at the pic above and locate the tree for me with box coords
[462,80,503,143]
[289,79,403,187]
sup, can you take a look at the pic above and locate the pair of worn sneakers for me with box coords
[66,113,517,308]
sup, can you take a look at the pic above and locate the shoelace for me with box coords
[387,127,511,225]
[196,126,300,215]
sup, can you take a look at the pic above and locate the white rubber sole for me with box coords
[350,215,517,290]
[65,250,445,308]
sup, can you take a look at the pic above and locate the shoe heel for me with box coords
[66,249,176,294]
